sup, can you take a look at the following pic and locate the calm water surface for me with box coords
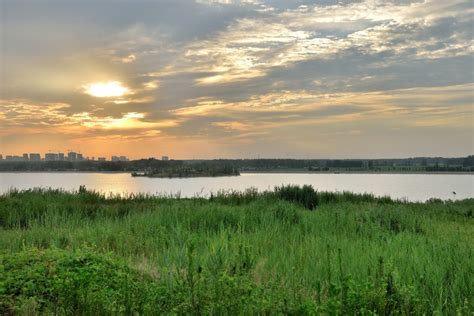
[0,172,472,202]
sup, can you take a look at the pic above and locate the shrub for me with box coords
[274,185,319,210]
[0,248,160,314]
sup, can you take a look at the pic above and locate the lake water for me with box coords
[0,172,472,202]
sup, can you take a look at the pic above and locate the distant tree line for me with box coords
[0,156,473,172]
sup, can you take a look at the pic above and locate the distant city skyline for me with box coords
[0,0,472,158]
[1,149,473,162]
[0,150,182,163]
[0,151,131,162]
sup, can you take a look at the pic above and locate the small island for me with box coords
[131,165,240,178]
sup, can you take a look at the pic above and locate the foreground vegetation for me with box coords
[0,186,473,314]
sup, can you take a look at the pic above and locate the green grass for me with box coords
[0,187,473,314]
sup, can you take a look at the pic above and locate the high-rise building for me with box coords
[6,155,23,161]
[58,153,65,161]
[68,152,77,161]
[45,153,59,161]
[77,153,84,161]
[23,154,29,161]
[29,153,41,161]
[162,156,169,161]
[0,154,3,160]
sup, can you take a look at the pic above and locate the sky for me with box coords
[0,0,473,159]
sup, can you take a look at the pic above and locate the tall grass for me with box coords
[0,187,473,314]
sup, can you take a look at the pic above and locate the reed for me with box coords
[0,187,472,314]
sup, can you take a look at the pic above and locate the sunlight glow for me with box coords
[70,111,179,130]
[83,81,130,98]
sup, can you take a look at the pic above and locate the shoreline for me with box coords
[240,170,474,175]
[0,170,473,175]
[0,170,130,174]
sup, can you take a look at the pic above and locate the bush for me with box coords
[0,248,160,314]
[274,185,319,210]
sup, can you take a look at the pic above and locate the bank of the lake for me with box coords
[0,187,473,314]
[241,170,474,175]
[1,156,473,174]
[2,170,472,175]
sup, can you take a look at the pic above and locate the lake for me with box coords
[0,172,472,202]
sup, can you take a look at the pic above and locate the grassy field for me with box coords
[0,186,472,315]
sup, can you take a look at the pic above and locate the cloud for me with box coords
[1,0,472,158]
[0,99,180,140]
[72,112,178,130]
[119,54,137,63]
[169,83,473,138]
[212,121,250,131]
[0,100,72,130]
[180,0,473,85]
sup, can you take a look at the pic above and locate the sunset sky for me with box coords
[1,0,472,159]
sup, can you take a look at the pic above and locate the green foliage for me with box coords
[0,248,160,314]
[133,162,240,178]
[0,188,473,314]
[1,156,473,172]
[2,186,397,229]
[274,184,319,209]
[318,191,396,204]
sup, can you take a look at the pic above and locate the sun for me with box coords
[83,81,130,98]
